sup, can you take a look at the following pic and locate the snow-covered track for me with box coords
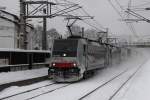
[78,69,129,100]
[108,59,148,100]
[79,59,148,100]
[24,84,71,100]
[0,83,72,100]
[0,82,56,100]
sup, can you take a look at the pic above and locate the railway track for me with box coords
[0,82,55,100]
[1,59,147,100]
[25,84,71,100]
[78,60,147,100]
[1,67,131,100]
[78,69,129,100]
[108,60,147,100]
[21,69,129,100]
[0,83,71,100]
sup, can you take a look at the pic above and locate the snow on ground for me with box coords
[1,48,150,100]
[30,50,148,100]
[83,60,147,100]
[0,68,48,85]
[0,82,67,100]
[0,80,53,99]
[112,51,150,100]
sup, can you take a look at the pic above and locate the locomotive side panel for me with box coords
[111,47,121,65]
[86,44,106,71]
[76,39,87,74]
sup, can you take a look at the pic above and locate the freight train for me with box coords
[48,36,129,82]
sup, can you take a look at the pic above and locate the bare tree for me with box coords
[47,28,60,39]
[47,28,61,50]
[32,25,43,50]
[84,29,98,40]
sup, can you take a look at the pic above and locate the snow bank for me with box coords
[0,68,48,85]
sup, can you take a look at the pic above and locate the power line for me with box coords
[50,0,107,34]
[115,0,124,11]
[57,0,107,32]
[61,1,106,32]
[132,1,150,8]
[81,20,104,32]
[107,0,139,38]
[80,7,106,30]
[126,0,138,38]
[92,19,106,30]
[107,0,124,18]
[54,0,104,32]
[127,23,139,38]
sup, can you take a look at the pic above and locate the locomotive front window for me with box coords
[52,40,78,57]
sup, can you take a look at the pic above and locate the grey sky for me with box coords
[1,0,150,40]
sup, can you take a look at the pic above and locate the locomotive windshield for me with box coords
[52,39,78,57]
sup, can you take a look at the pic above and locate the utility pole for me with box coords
[20,0,27,49]
[19,0,82,50]
[42,17,47,50]
[105,28,110,67]
[81,27,84,37]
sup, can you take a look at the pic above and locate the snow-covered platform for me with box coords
[0,68,48,85]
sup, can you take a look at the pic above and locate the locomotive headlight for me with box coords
[63,53,67,57]
[73,63,77,67]
[52,63,56,66]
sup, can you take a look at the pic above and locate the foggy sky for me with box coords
[1,0,150,40]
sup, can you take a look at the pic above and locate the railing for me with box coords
[0,63,49,72]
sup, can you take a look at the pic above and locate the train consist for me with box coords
[48,36,130,82]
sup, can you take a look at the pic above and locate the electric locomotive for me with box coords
[48,36,107,82]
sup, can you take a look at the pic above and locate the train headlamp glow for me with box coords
[63,53,67,57]
[52,63,56,66]
[73,63,77,67]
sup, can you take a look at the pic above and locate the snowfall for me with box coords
[0,48,150,100]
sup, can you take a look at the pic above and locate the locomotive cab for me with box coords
[48,38,86,82]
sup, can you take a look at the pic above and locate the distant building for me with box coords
[0,10,34,49]
[0,10,19,48]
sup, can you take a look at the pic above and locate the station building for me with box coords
[0,10,34,49]
[0,10,52,72]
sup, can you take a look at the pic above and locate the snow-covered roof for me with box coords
[0,48,51,53]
